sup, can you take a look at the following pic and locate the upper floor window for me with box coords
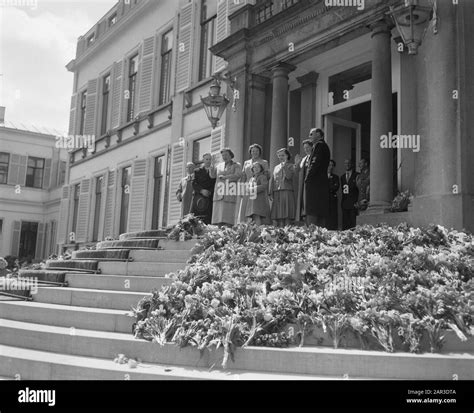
[26,156,44,188]
[126,54,139,122]
[159,30,173,105]
[281,0,298,9]
[199,0,217,81]
[255,1,274,24]
[101,74,111,136]
[108,13,117,27]
[0,152,9,184]
[87,33,95,46]
[79,90,87,135]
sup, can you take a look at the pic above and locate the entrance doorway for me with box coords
[324,95,398,229]
[19,221,38,261]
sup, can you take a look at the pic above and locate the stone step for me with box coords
[0,301,133,333]
[129,249,191,263]
[0,319,472,380]
[46,260,98,271]
[73,249,130,260]
[97,239,159,250]
[33,286,149,311]
[18,270,67,284]
[0,344,320,380]
[65,273,172,292]
[119,230,168,240]
[98,261,184,277]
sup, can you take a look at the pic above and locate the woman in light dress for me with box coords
[211,148,242,227]
[269,148,296,227]
[237,144,270,224]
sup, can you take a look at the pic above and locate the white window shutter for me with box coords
[7,154,27,186]
[214,0,229,73]
[43,158,52,189]
[57,185,70,245]
[110,61,124,129]
[211,125,225,163]
[11,221,21,257]
[68,93,78,136]
[175,2,195,92]
[75,179,92,243]
[35,223,45,260]
[138,36,157,114]
[167,143,185,226]
[103,170,117,238]
[84,79,99,137]
[128,159,148,232]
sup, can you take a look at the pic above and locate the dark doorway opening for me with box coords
[19,221,38,261]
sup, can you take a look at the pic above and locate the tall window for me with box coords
[26,157,44,188]
[71,183,80,237]
[79,90,87,135]
[159,30,173,105]
[101,74,111,136]
[108,13,117,27]
[199,0,217,81]
[152,155,165,230]
[92,176,103,241]
[192,136,211,164]
[126,54,139,122]
[119,166,131,234]
[0,152,9,184]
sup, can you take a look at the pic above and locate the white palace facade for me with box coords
[60,0,474,251]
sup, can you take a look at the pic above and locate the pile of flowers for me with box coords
[133,223,474,367]
[391,190,412,212]
[167,214,206,241]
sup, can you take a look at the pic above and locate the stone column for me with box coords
[297,71,318,148]
[368,20,393,212]
[245,74,270,155]
[269,62,296,171]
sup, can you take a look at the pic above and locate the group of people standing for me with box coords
[176,128,370,230]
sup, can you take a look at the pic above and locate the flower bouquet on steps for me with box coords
[132,223,474,370]
[167,214,206,241]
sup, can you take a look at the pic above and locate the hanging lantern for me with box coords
[389,0,435,55]
[201,77,230,129]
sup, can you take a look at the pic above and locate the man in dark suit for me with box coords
[305,128,331,228]
[340,159,359,230]
[190,153,216,224]
[327,159,340,230]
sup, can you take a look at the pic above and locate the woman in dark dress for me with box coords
[190,153,216,224]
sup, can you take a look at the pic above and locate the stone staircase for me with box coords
[0,229,473,380]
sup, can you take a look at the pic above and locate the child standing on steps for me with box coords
[245,162,270,225]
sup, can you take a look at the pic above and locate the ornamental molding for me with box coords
[254,4,331,47]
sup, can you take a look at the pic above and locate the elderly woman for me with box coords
[237,143,270,224]
[211,148,242,226]
[269,148,295,227]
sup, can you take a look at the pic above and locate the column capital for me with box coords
[269,61,297,77]
[369,18,394,37]
[297,71,319,88]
